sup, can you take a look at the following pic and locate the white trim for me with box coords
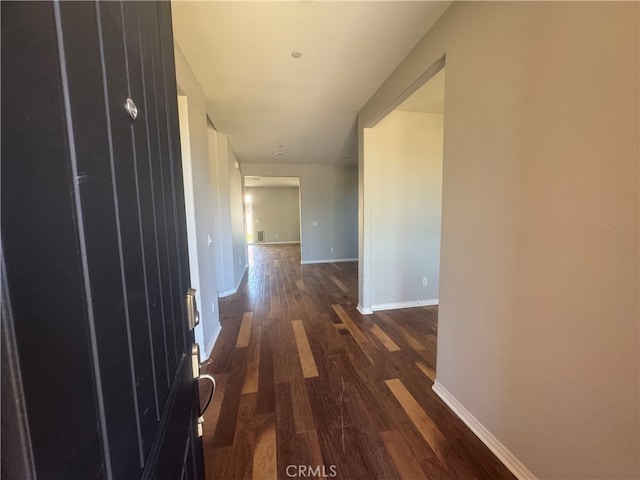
[357,304,373,315]
[203,322,221,359]
[235,264,248,293]
[359,127,375,322]
[249,241,300,245]
[432,381,537,480]
[371,299,438,311]
[219,264,248,297]
[300,258,358,265]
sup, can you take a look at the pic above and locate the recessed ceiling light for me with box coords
[291,50,303,59]
[275,152,284,156]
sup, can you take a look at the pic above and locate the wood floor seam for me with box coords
[206,245,516,480]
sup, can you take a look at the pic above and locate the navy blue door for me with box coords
[1,2,204,478]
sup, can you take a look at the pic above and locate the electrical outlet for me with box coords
[330,247,334,253]
[422,277,428,286]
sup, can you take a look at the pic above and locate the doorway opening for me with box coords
[245,192,255,243]
[361,64,445,376]
[243,176,302,252]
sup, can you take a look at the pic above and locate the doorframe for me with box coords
[358,56,446,315]
[176,93,205,352]
[243,176,302,257]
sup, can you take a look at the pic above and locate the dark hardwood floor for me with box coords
[201,244,515,480]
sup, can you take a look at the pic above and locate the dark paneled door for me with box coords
[1,1,204,479]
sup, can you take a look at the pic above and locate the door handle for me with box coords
[186,288,199,330]
[195,375,216,438]
[197,374,216,417]
[195,374,216,438]
[191,342,216,437]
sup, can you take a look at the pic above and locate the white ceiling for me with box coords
[171,1,451,166]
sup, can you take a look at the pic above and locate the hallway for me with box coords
[201,244,514,480]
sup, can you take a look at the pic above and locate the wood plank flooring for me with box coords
[201,244,515,480]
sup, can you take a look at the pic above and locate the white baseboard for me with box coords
[250,241,300,245]
[218,288,236,298]
[432,381,537,480]
[371,299,439,311]
[236,264,248,291]
[357,304,373,315]
[218,265,248,298]
[203,322,221,359]
[300,258,357,265]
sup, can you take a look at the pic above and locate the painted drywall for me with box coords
[206,125,225,298]
[369,111,442,310]
[209,125,247,297]
[174,43,221,357]
[228,148,248,289]
[247,186,301,243]
[359,2,639,479]
[242,163,357,263]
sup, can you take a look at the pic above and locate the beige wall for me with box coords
[369,111,443,309]
[228,148,248,289]
[209,126,247,297]
[247,187,301,243]
[174,43,221,356]
[176,39,247,325]
[242,163,358,263]
[359,2,639,478]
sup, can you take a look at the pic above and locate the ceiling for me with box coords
[242,72,445,230]
[171,1,452,166]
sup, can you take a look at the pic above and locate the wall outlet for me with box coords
[422,277,428,286]
[330,247,334,253]
[312,221,318,227]
[275,234,278,239]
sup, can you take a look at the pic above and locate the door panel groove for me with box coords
[2,2,202,478]
[52,3,114,478]
[123,0,162,428]
[143,0,174,391]
[137,1,171,404]
[95,2,145,468]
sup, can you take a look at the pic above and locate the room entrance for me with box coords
[243,176,302,249]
